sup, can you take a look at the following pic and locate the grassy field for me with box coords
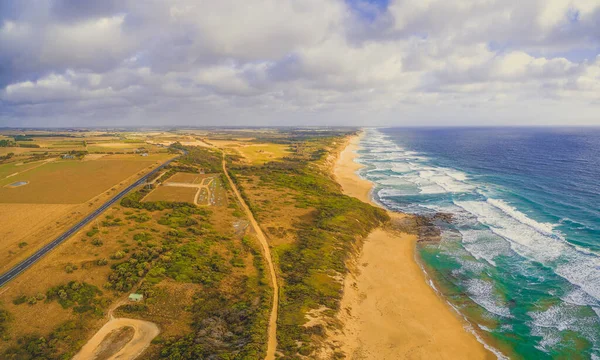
[208,139,291,165]
[167,172,211,184]
[0,203,78,272]
[0,147,37,156]
[237,143,292,164]
[0,155,172,204]
[86,142,148,153]
[142,186,198,203]
[0,161,50,180]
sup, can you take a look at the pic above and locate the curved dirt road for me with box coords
[222,158,279,360]
[72,318,159,360]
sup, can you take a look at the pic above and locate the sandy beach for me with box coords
[329,134,493,359]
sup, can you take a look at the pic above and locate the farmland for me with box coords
[142,186,198,203]
[0,155,173,204]
[0,133,176,274]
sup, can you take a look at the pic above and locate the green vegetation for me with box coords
[1,130,370,359]
[126,212,151,223]
[175,146,223,173]
[3,320,89,360]
[46,281,105,315]
[228,131,388,357]
[0,305,10,339]
[0,140,16,147]
[12,296,27,306]
[17,143,40,148]
[64,264,78,273]
[86,227,99,237]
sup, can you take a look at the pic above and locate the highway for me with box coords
[0,154,180,288]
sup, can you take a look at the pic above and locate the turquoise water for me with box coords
[357,128,600,359]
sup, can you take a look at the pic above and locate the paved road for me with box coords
[0,155,180,288]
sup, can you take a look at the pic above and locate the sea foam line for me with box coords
[360,129,509,359]
[413,245,509,360]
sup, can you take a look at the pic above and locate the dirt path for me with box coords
[72,318,159,360]
[72,296,159,360]
[222,157,279,360]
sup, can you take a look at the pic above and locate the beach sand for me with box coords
[329,135,493,359]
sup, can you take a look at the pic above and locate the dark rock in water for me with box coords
[412,215,441,243]
[432,212,453,223]
[390,212,453,243]
[417,212,455,242]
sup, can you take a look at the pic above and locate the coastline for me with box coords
[329,133,493,359]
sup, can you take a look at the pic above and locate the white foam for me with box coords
[488,198,556,236]
[530,326,561,353]
[445,169,469,181]
[390,163,412,173]
[465,279,511,317]
[377,188,417,198]
[430,173,475,193]
[455,199,600,302]
[460,229,510,267]
[419,184,447,194]
[562,288,600,307]
[529,305,577,331]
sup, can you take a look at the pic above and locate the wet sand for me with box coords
[329,134,493,359]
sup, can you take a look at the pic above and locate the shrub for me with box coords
[0,306,10,338]
[12,295,27,305]
[46,281,103,314]
[64,264,78,273]
[91,239,103,247]
[86,228,99,237]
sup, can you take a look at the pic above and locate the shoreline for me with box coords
[329,133,494,359]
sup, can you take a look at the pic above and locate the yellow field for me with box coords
[237,143,291,164]
[0,203,78,273]
[86,142,142,153]
[207,139,291,164]
[143,186,197,203]
[0,147,37,156]
[0,160,51,180]
[0,155,172,204]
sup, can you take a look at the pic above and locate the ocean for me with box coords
[356,127,600,359]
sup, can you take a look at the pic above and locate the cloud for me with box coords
[1,0,600,127]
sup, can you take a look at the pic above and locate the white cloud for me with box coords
[1,0,600,126]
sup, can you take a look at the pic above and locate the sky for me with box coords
[1,0,600,127]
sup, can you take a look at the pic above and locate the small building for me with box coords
[140,153,149,157]
[128,293,143,302]
[62,154,74,159]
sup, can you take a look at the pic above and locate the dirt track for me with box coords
[72,318,159,360]
[222,157,279,360]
